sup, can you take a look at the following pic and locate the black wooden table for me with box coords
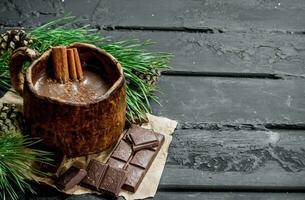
[1,0,305,199]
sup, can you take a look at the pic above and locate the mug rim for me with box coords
[25,42,125,106]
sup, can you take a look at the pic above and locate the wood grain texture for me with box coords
[2,0,305,198]
[152,76,305,124]
[24,192,305,200]
[0,0,100,27]
[153,192,305,200]
[102,30,305,75]
[2,0,305,32]
[92,0,305,32]
[159,129,305,189]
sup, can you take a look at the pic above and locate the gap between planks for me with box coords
[102,25,223,33]
[178,122,305,131]
[100,25,305,35]
[161,70,305,80]
[157,185,305,192]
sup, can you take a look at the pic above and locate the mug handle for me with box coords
[9,47,40,97]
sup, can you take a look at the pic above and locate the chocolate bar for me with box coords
[107,130,165,192]
[123,133,164,192]
[126,125,159,151]
[56,166,87,190]
[81,160,127,197]
[123,165,145,192]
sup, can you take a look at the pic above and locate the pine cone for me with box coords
[134,69,161,86]
[0,103,24,133]
[0,29,33,56]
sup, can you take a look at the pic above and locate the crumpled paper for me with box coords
[0,90,177,200]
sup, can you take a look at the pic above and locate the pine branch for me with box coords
[0,132,52,200]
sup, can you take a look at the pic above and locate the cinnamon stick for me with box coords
[52,46,69,83]
[67,49,77,81]
[72,48,84,80]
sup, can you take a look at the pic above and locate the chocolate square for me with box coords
[129,149,155,169]
[56,166,87,190]
[107,157,126,169]
[129,125,157,146]
[122,165,145,193]
[99,166,127,197]
[111,140,133,162]
[128,125,158,151]
[81,160,108,189]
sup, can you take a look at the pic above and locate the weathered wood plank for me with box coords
[160,129,305,189]
[93,0,305,32]
[0,0,99,27]
[25,180,305,199]
[64,192,305,200]
[154,192,305,200]
[2,0,305,32]
[2,1,305,75]
[103,30,305,75]
[27,192,305,200]
[152,76,305,124]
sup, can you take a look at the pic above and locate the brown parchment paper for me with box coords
[0,90,178,200]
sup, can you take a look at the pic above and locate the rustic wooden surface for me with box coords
[1,0,305,199]
[103,31,305,75]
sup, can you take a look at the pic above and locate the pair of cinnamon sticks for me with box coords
[52,46,84,83]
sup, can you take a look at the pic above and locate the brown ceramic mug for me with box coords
[9,43,126,157]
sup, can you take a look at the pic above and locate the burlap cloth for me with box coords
[0,90,177,200]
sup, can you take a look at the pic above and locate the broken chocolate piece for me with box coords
[111,140,133,162]
[127,125,158,151]
[131,140,159,152]
[56,166,87,190]
[99,166,127,197]
[122,165,145,193]
[128,125,158,145]
[81,160,108,190]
